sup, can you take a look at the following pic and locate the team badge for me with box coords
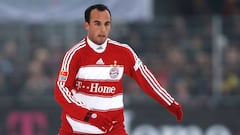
[109,60,119,79]
[58,71,68,81]
[109,67,119,79]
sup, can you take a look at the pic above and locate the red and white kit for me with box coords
[54,37,175,135]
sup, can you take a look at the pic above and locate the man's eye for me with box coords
[94,22,100,26]
[105,23,111,26]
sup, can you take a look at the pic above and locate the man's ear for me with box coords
[84,21,89,31]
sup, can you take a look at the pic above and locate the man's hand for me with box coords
[166,101,183,121]
[84,111,113,133]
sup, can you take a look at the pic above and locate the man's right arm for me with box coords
[54,48,90,120]
[54,45,114,133]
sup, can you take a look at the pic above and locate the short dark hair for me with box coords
[84,4,111,23]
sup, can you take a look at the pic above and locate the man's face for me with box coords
[84,9,111,45]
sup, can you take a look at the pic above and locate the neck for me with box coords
[87,37,108,53]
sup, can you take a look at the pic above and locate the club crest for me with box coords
[109,60,119,79]
[109,67,119,79]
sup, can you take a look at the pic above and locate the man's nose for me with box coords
[100,25,107,32]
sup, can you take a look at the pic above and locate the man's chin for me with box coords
[96,39,106,45]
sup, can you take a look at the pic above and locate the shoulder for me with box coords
[65,39,87,56]
[68,39,87,52]
[108,39,142,70]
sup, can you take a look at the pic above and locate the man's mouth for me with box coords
[98,34,106,38]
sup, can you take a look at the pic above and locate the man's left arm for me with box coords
[126,50,183,121]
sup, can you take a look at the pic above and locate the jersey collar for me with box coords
[87,37,108,53]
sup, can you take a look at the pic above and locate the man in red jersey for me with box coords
[54,4,183,135]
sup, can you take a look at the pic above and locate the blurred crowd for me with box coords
[155,0,240,15]
[121,16,240,108]
[0,15,240,108]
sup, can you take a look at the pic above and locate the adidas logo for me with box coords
[96,58,104,64]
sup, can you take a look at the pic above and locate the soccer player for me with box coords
[54,4,183,135]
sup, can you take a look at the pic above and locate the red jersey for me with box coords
[54,37,175,134]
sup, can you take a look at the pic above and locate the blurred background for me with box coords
[0,0,240,135]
